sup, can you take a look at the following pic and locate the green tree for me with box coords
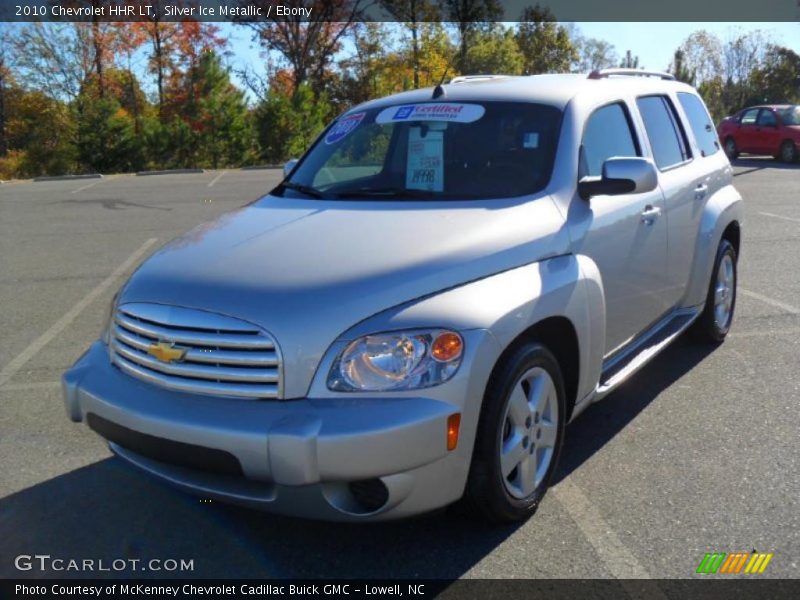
[515,5,577,75]
[670,49,696,85]
[619,50,641,69]
[75,95,141,173]
[574,37,618,73]
[180,52,253,168]
[462,25,524,75]
[255,83,331,163]
[444,0,503,73]
[750,46,800,104]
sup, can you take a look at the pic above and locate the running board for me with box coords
[596,308,700,399]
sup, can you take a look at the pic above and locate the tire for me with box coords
[779,140,797,164]
[693,239,737,343]
[463,343,566,523]
[724,137,739,160]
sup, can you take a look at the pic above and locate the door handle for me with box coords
[641,205,661,225]
[695,184,708,200]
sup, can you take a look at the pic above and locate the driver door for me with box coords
[571,101,670,356]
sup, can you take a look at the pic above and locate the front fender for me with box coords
[682,183,743,308]
[328,254,606,419]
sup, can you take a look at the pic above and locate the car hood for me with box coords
[120,194,570,397]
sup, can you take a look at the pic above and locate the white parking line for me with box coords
[552,479,666,593]
[740,288,800,315]
[71,180,102,194]
[759,211,800,224]
[208,171,226,187]
[0,238,158,389]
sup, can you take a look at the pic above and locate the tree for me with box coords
[515,5,577,75]
[12,23,94,101]
[678,30,723,84]
[443,0,503,73]
[0,28,10,156]
[243,0,362,95]
[574,37,618,73]
[179,52,253,168]
[750,46,800,104]
[462,24,524,75]
[339,23,397,105]
[255,83,331,163]
[669,49,695,85]
[619,50,640,69]
[381,1,442,88]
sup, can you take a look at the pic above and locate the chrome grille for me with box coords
[110,303,281,399]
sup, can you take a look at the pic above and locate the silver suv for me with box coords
[63,69,742,522]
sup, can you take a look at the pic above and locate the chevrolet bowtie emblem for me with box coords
[147,341,188,364]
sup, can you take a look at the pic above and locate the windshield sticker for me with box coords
[406,127,444,192]
[325,112,365,144]
[376,103,485,124]
[523,132,540,149]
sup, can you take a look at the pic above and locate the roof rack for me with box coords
[449,75,510,84]
[588,68,676,81]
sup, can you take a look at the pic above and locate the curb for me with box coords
[33,174,103,182]
[240,165,282,171]
[136,168,205,176]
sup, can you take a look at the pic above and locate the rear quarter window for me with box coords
[677,92,720,157]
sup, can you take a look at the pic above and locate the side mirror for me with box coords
[578,157,658,201]
[283,158,299,178]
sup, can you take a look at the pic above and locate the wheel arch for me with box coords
[488,316,581,422]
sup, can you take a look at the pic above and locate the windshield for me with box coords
[276,101,563,200]
[778,106,800,126]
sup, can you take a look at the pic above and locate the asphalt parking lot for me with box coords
[0,160,798,581]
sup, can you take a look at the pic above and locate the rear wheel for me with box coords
[780,140,797,163]
[693,239,737,342]
[463,343,566,522]
[724,137,739,160]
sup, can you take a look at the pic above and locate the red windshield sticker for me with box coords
[325,112,366,144]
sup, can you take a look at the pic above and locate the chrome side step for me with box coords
[595,308,700,399]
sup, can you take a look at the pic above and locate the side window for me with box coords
[636,95,691,170]
[757,109,777,127]
[677,92,720,157]
[740,108,759,125]
[581,103,639,178]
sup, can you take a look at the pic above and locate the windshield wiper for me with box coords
[333,187,437,199]
[281,181,325,199]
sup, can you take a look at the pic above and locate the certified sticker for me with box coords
[376,103,485,124]
[325,112,366,144]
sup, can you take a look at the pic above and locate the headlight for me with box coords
[101,292,118,345]
[327,329,464,392]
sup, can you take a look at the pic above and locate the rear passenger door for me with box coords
[756,108,780,155]
[635,95,697,308]
[574,102,670,356]
[670,91,727,301]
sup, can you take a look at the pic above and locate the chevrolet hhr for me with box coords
[63,70,742,522]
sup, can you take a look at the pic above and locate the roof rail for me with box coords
[449,75,510,84]
[588,68,676,81]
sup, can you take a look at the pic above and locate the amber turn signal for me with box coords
[447,413,461,451]
[431,332,463,362]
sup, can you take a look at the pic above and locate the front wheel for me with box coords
[463,343,566,522]
[693,239,737,342]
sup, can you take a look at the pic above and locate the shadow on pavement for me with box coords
[554,334,717,485]
[0,336,718,580]
[732,156,799,176]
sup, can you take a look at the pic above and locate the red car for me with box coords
[717,104,800,163]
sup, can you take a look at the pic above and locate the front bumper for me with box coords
[62,342,473,521]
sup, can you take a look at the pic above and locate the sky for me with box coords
[222,21,800,99]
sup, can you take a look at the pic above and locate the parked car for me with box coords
[63,69,743,522]
[718,104,800,163]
